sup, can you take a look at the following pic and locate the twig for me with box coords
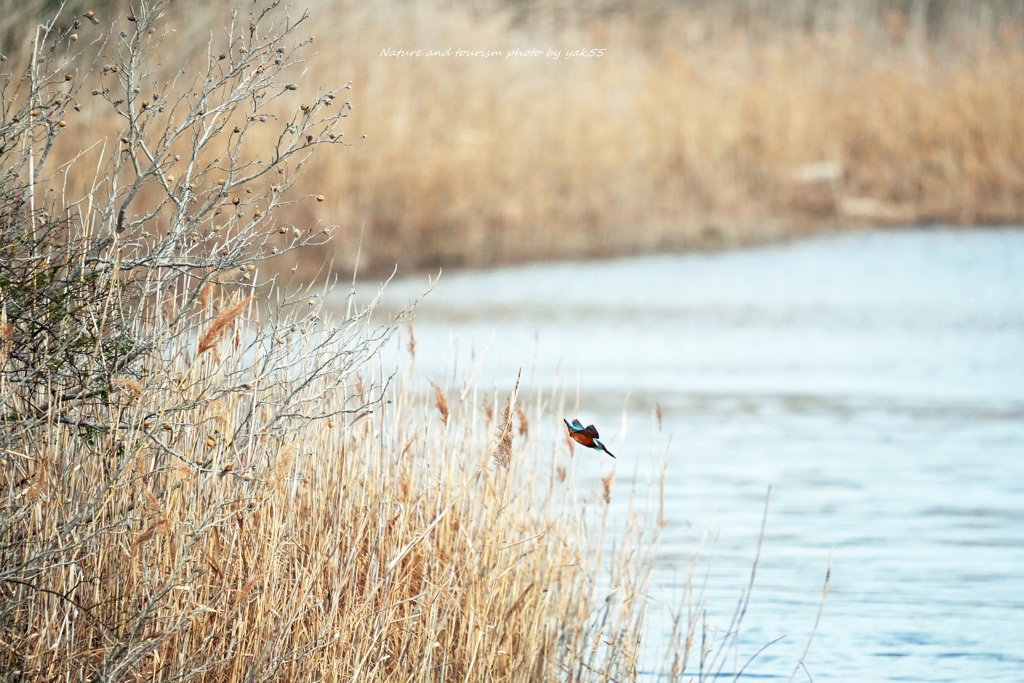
[787,550,832,683]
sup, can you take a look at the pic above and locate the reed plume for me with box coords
[196,296,251,360]
[428,378,449,425]
[516,404,529,438]
[491,369,521,469]
[601,471,615,505]
[0,322,13,363]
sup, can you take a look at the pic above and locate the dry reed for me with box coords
[490,370,520,469]
[195,296,252,359]
[1,288,701,680]
[427,377,449,425]
[8,1,1022,277]
[249,1,1024,273]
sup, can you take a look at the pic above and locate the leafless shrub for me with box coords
[1,2,408,679]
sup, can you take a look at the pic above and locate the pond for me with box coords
[346,228,1024,681]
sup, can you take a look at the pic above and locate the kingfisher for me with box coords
[563,418,616,458]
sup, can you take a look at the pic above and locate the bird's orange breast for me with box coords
[569,431,597,448]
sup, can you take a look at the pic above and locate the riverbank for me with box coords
[294,0,1024,275]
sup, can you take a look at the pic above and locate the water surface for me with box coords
[346,228,1024,681]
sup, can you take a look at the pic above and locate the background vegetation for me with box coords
[6,0,1020,277]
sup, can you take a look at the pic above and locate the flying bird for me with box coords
[563,418,616,458]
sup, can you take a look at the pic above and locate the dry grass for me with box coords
[1,286,692,681]
[282,1,1024,273]
[195,295,252,360]
[9,1,1023,276]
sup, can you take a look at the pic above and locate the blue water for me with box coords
[346,228,1024,681]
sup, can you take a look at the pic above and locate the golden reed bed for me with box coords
[5,0,1023,277]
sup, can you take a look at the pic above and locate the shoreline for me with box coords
[322,221,1024,282]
